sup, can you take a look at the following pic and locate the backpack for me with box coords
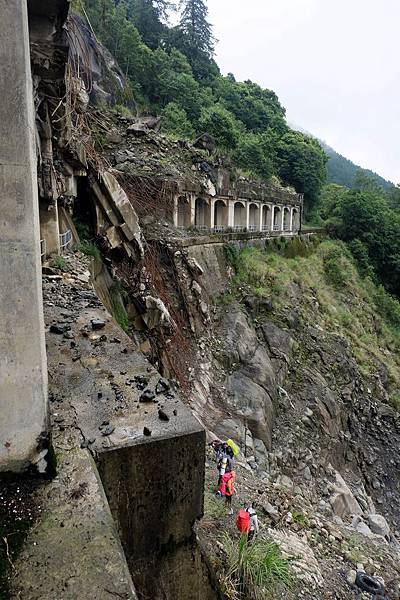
[225,476,235,496]
[236,509,250,533]
[226,439,239,457]
[219,472,232,496]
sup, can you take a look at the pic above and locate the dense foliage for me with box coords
[315,182,400,299]
[74,0,327,206]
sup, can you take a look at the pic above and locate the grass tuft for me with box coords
[222,533,291,599]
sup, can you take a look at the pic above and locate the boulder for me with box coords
[225,372,274,450]
[368,514,390,538]
[261,321,294,361]
[126,123,148,136]
[268,528,324,587]
[143,296,174,329]
[355,521,373,536]
[193,133,216,154]
[330,472,363,519]
[220,308,257,365]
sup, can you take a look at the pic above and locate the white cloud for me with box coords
[208,0,400,183]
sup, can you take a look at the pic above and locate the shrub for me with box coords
[51,255,66,270]
[373,285,400,329]
[348,239,375,279]
[224,243,241,272]
[223,533,291,599]
[74,221,91,241]
[322,245,350,289]
[111,104,133,118]
[197,103,241,150]
[161,102,195,139]
[390,393,400,412]
[76,241,101,262]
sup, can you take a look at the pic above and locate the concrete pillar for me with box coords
[189,194,196,227]
[0,0,48,471]
[210,199,215,230]
[290,208,294,232]
[173,196,178,227]
[245,201,250,230]
[270,205,274,231]
[280,205,285,231]
[227,199,234,228]
[39,200,60,256]
[258,204,263,232]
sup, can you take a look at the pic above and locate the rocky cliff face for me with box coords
[130,237,400,598]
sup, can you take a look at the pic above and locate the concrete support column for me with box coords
[210,199,215,230]
[227,199,235,228]
[290,208,294,232]
[39,200,60,256]
[258,204,263,232]
[245,201,250,230]
[0,0,48,471]
[189,194,196,227]
[173,195,178,227]
[270,205,275,231]
[280,205,285,231]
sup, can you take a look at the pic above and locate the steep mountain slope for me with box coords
[320,141,394,190]
[142,236,400,598]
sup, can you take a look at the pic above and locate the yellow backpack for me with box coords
[226,439,239,457]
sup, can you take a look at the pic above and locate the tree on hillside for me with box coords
[214,76,287,134]
[174,0,215,79]
[337,190,400,297]
[275,131,327,207]
[121,0,174,47]
[197,103,241,149]
[178,0,214,56]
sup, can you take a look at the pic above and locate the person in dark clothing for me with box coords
[246,502,259,544]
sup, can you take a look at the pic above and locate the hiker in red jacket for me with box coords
[224,471,236,515]
[236,502,259,544]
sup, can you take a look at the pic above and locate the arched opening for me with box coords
[292,208,300,231]
[195,198,210,230]
[262,205,270,232]
[283,207,291,231]
[273,206,281,231]
[213,199,228,232]
[248,203,259,232]
[177,196,191,228]
[233,201,246,231]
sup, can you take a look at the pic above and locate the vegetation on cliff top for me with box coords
[75,1,400,305]
[224,239,400,405]
[73,0,327,206]
[312,178,400,299]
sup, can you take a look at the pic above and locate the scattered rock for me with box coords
[368,513,390,538]
[346,569,357,586]
[50,323,71,334]
[101,424,115,436]
[158,409,169,422]
[156,378,170,394]
[140,389,155,402]
[91,318,106,330]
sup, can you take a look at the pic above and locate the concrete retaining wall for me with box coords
[97,430,217,599]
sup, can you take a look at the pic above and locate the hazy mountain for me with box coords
[289,123,394,190]
[320,140,394,190]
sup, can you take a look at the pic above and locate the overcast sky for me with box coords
[207,0,400,183]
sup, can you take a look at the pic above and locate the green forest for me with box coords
[75,0,327,206]
[75,0,400,310]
